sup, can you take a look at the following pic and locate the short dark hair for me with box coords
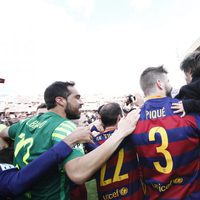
[97,104,104,114]
[140,65,168,95]
[44,81,75,110]
[180,51,200,78]
[99,103,122,127]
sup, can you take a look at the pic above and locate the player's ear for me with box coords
[156,79,163,90]
[55,96,66,107]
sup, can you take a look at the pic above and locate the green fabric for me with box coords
[9,119,27,140]
[9,112,84,200]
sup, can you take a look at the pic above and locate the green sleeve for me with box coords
[63,144,84,164]
[51,120,85,165]
[8,121,21,140]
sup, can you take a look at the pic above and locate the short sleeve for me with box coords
[63,144,84,164]
[51,120,85,164]
[51,120,76,144]
[8,122,21,140]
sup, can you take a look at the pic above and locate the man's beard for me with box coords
[65,106,80,120]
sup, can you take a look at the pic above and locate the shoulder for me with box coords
[57,120,77,132]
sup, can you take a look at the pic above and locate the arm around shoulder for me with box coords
[64,108,140,184]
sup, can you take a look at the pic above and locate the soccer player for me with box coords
[86,103,143,200]
[0,81,140,200]
[0,133,90,199]
[130,66,200,199]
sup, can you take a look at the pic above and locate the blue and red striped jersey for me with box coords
[86,128,143,200]
[130,96,200,200]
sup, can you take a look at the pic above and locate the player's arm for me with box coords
[64,108,140,184]
[0,137,9,150]
[2,130,93,198]
[172,99,200,117]
[0,125,11,150]
[0,124,9,138]
[0,141,72,197]
[0,120,23,141]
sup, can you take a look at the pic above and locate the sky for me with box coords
[0,0,199,97]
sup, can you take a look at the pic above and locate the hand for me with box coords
[171,101,186,117]
[117,107,140,138]
[63,127,94,147]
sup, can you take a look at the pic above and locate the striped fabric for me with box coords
[86,128,144,200]
[130,96,200,200]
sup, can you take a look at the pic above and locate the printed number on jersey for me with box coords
[100,148,128,186]
[149,127,173,174]
[14,133,33,165]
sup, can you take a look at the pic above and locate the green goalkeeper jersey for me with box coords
[8,112,84,200]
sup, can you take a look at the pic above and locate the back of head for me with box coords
[180,51,200,78]
[97,104,104,114]
[44,81,75,110]
[140,65,168,96]
[99,103,122,127]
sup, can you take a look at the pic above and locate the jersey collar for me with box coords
[145,95,165,100]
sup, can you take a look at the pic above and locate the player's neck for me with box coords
[104,125,117,132]
[49,107,66,118]
[145,91,166,100]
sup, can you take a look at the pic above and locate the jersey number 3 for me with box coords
[149,127,173,174]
